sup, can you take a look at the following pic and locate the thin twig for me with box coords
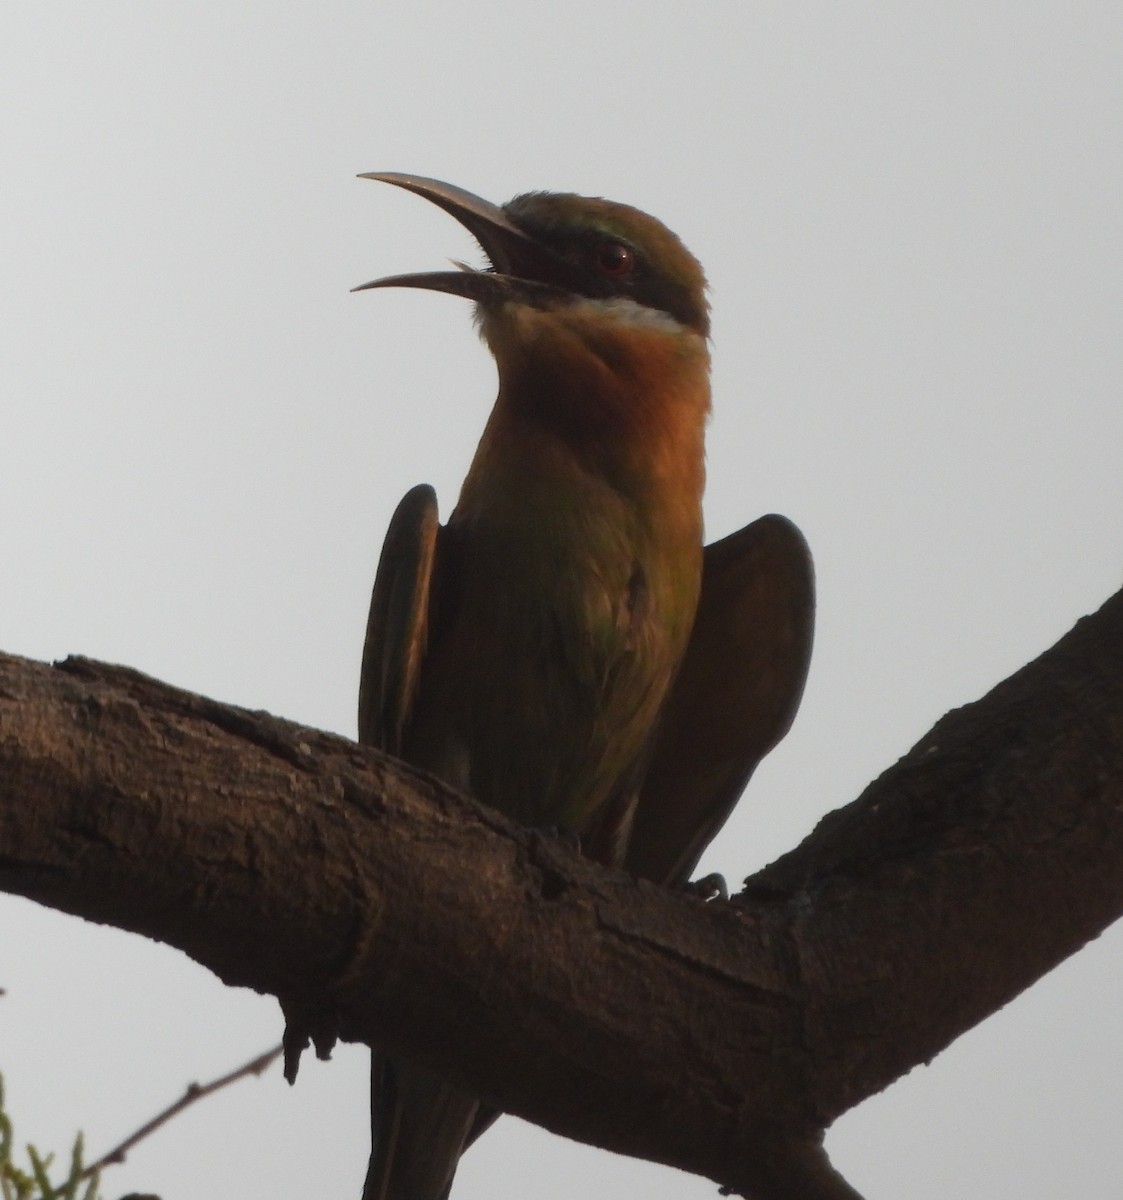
[81,1043,284,1180]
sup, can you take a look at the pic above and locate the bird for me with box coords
[353,173,814,1200]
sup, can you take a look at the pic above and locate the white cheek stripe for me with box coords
[566,296,687,335]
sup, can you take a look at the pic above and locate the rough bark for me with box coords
[1,587,1121,1200]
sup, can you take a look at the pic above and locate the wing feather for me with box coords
[358,483,440,754]
[626,514,815,885]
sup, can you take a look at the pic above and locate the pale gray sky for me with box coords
[3,4,1121,1198]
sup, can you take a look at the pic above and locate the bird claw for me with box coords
[681,872,728,901]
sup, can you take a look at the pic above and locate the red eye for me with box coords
[595,241,634,277]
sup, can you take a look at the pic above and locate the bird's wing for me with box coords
[360,483,472,1200]
[358,483,440,754]
[625,514,815,886]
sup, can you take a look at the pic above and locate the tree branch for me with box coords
[81,1043,284,1180]
[1,587,1121,1199]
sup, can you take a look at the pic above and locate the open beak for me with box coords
[352,172,571,303]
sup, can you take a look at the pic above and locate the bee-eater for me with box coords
[354,174,814,1200]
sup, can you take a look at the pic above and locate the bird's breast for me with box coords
[405,426,703,853]
[405,306,710,854]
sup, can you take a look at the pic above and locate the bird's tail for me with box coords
[362,1052,479,1200]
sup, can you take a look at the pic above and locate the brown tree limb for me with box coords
[0,587,1121,1200]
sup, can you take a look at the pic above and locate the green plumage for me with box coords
[355,174,812,1200]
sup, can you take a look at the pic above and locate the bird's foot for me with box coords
[681,872,728,901]
[532,824,582,854]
